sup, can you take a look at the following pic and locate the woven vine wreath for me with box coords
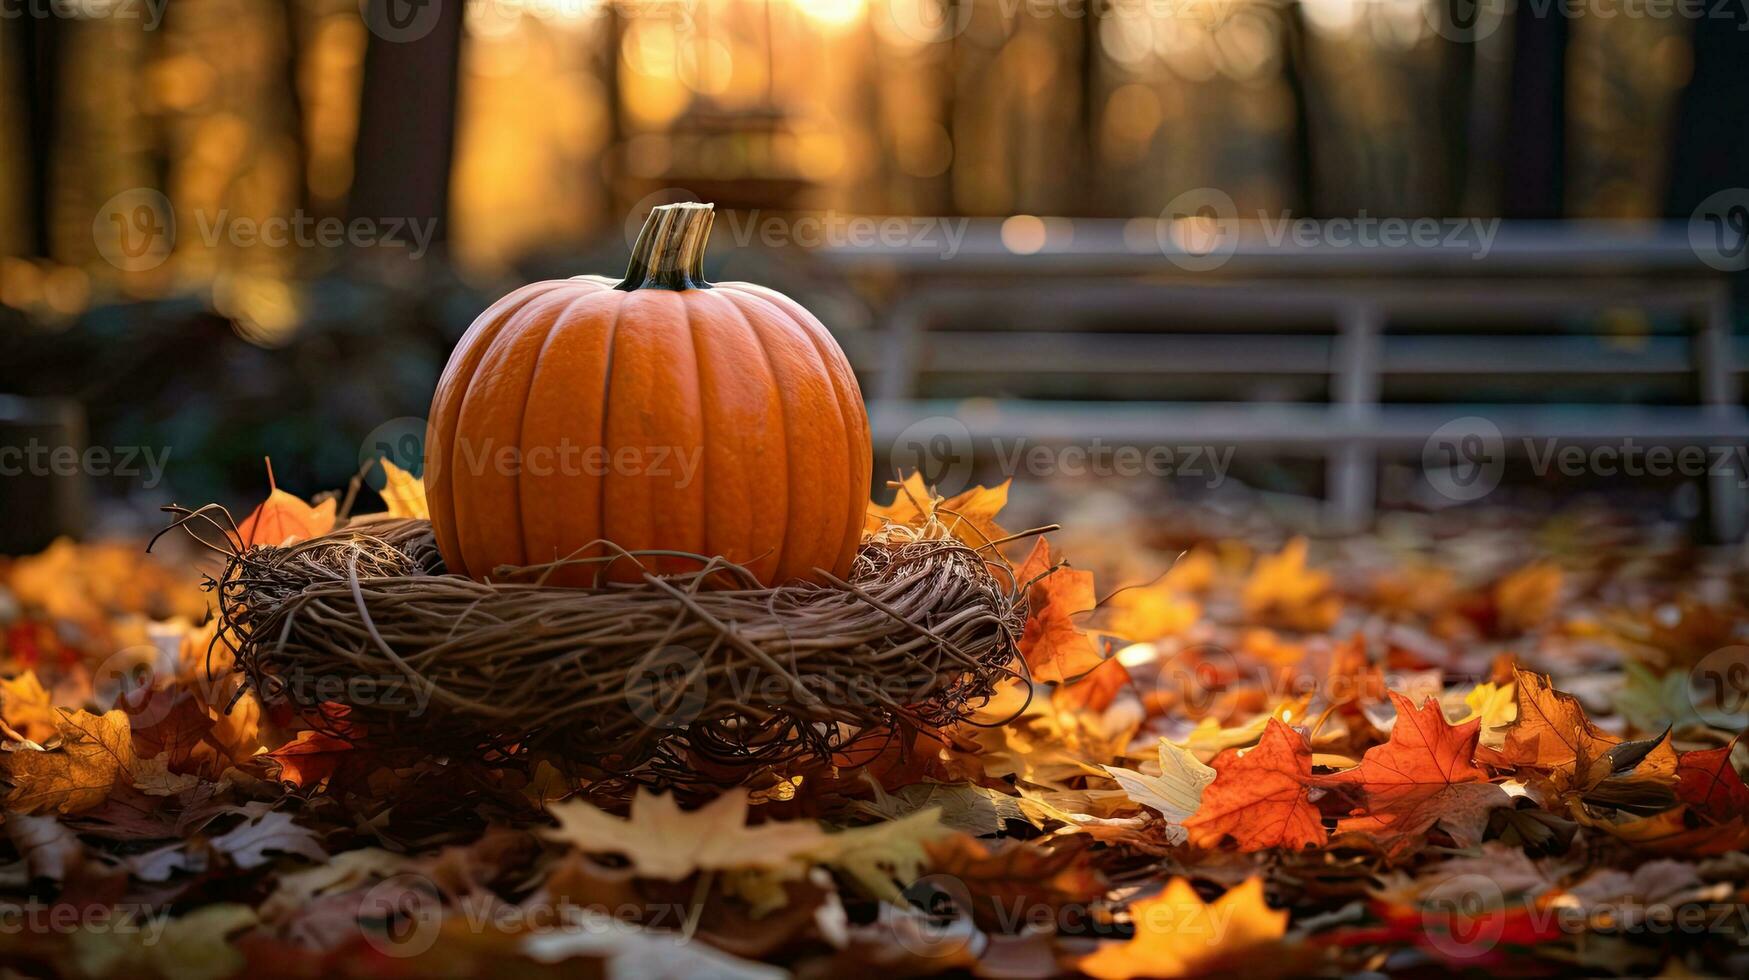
[164,505,1031,786]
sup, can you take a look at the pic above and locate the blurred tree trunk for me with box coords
[281,0,310,219]
[20,13,61,258]
[1666,9,1749,217]
[1281,2,1318,217]
[1434,9,1475,215]
[1499,4,1568,218]
[350,0,465,245]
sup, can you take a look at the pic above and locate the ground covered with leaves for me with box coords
[0,475,1746,978]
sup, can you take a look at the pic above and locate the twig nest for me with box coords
[178,510,1025,786]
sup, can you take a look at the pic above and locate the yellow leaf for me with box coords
[867,473,1011,549]
[1169,702,1308,762]
[1101,739,1216,844]
[3,709,137,815]
[132,752,201,796]
[1078,877,1287,979]
[542,789,829,881]
[74,903,259,980]
[1241,537,1341,632]
[376,457,429,520]
[0,670,59,743]
[1160,548,1217,594]
[1106,583,1201,642]
[1494,561,1563,633]
[1453,680,1517,749]
[542,789,952,917]
[792,807,950,903]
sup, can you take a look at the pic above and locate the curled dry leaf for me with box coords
[1101,738,1215,844]
[3,708,136,815]
[921,834,1107,934]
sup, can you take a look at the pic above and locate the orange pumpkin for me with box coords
[425,203,871,587]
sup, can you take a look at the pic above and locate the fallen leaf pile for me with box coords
[0,472,1745,977]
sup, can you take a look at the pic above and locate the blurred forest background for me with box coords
[2,0,1748,546]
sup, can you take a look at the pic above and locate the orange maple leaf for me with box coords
[235,459,336,547]
[1015,538,1104,684]
[1077,877,1287,979]
[1491,668,1678,812]
[1319,692,1510,858]
[1053,656,1131,715]
[1496,666,1619,771]
[1182,718,1325,852]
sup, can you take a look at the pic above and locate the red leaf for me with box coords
[1183,718,1326,851]
[264,730,360,789]
[1675,734,1749,824]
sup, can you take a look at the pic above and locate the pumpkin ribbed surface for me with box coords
[425,204,871,586]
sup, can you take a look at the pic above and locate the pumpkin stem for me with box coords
[618,202,714,291]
